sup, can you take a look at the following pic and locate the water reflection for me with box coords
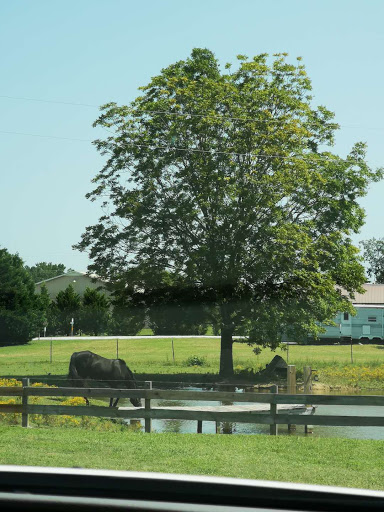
[121,386,384,440]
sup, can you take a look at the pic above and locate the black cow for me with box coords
[68,351,141,407]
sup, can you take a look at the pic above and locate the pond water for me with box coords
[119,386,384,440]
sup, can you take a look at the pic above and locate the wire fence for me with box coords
[2,336,266,390]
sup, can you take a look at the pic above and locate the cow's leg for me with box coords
[112,398,119,407]
[109,398,113,407]
[84,397,90,406]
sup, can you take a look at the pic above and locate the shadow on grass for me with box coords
[0,372,278,390]
[0,374,68,386]
[134,372,276,389]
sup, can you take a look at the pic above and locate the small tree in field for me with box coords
[76,49,381,376]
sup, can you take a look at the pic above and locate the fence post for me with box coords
[303,366,313,434]
[22,378,30,428]
[303,366,312,394]
[287,365,296,432]
[145,381,152,433]
[116,338,119,359]
[269,384,278,435]
[197,420,203,433]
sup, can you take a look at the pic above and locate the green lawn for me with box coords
[0,426,383,490]
[0,337,384,388]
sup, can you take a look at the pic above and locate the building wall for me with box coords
[35,273,110,301]
[319,307,384,340]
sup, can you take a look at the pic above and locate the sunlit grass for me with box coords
[0,426,384,490]
[0,338,383,388]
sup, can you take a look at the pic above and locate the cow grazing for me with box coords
[68,351,141,407]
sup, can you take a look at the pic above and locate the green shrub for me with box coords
[185,355,206,367]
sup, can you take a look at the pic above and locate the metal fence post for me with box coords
[22,378,30,428]
[145,381,152,433]
[269,384,278,435]
[303,366,312,394]
[287,365,296,432]
[304,366,313,434]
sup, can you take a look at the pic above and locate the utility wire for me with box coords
[0,94,98,108]
[0,93,379,130]
[0,128,368,164]
[0,129,93,143]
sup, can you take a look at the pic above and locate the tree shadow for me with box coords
[1,371,277,390]
[0,374,68,386]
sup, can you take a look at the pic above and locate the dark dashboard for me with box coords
[0,466,383,511]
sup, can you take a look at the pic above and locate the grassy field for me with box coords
[0,337,384,388]
[0,426,383,490]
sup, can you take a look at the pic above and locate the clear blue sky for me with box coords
[1,0,383,271]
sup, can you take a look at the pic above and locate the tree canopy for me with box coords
[80,287,110,335]
[0,248,44,344]
[360,238,384,283]
[76,49,382,376]
[53,284,81,335]
[25,262,69,283]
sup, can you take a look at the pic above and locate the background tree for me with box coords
[360,238,384,283]
[76,49,381,376]
[144,273,209,335]
[35,283,51,335]
[0,248,43,345]
[54,284,81,335]
[108,281,147,335]
[79,287,110,335]
[25,262,69,283]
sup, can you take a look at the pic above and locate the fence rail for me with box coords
[1,382,384,434]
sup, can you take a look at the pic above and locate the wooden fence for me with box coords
[2,380,384,435]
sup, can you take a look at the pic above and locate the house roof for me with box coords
[35,271,104,286]
[350,284,384,304]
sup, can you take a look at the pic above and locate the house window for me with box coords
[368,316,377,322]
[343,313,349,321]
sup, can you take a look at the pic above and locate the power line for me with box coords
[0,128,369,164]
[115,140,348,162]
[0,129,93,143]
[0,93,312,123]
[0,93,380,130]
[0,94,98,108]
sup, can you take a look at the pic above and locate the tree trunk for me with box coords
[219,326,234,377]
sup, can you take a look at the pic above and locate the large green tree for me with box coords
[25,262,68,283]
[76,49,381,376]
[0,249,43,344]
[360,238,384,283]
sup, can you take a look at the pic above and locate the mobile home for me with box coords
[318,284,384,341]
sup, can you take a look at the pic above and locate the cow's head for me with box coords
[130,397,142,407]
